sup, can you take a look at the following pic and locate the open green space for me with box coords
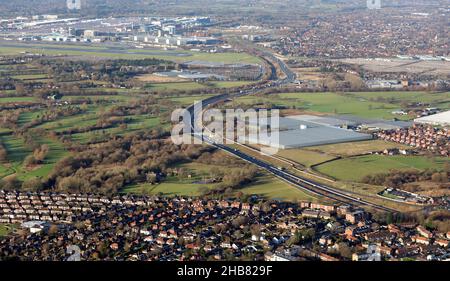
[0,128,12,135]
[11,74,48,80]
[315,155,448,182]
[123,161,317,201]
[146,81,253,92]
[18,136,69,181]
[0,90,17,96]
[83,87,142,94]
[18,110,46,126]
[61,94,133,102]
[167,94,216,106]
[0,97,36,103]
[0,132,69,180]
[122,161,224,196]
[348,91,450,107]
[70,116,163,144]
[304,140,411,157]
[0,165,14,178]
[0,43,261,65]
[213,81,253,88]
[37,113,99,133]
[237,174,317,202]
[146,82,207,92]
[277,149,336,167]
[235,91,450,120]
[0,134,32,164]
[0,224,15,237]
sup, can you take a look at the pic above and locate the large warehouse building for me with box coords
[239,115,373,149]
[414,110,450,126]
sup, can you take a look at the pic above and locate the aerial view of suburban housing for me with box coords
[0,0,448,271]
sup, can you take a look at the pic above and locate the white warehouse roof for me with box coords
[239,115,373,149]
[414,110,450,126]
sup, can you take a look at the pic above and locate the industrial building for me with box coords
[414,110,450,126]
[155,70,225,81]
[133,35,222,47]
[238,115,373,149]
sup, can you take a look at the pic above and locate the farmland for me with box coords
[314,155,448,182]
[234,91,450,120]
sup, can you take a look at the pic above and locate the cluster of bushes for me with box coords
[362,166,449,188]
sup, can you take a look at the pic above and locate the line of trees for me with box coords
[362,165,450,188]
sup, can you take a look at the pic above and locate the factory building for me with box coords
[414,110,450,126]
[240,116,373,149]
[133,35,222,46]
[237,114,411,149]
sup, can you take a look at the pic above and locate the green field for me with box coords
[123,160,317,201]
[146,81,253,92]
[0,134,31,178]
[0,43,261,65]
[124,173,316,201]
[124,180,218,197]
[18,110,47,126]
[11,74,48,80]
[349,91,450,109]
[70,116,162,144]
[61,94,133,102]
[0,97,36,103]
[19,137,70,181]
[0,93,167,180]
[235,91,450,120]
[167,94,216,106]
[0,131,69,180]
[212,81,253,88]
[304,140,411,157]
[277,149,336,167]
[0,224,15,237]
[37,112,99,132]
[0,134,32,164]
[0,165,14,178]
[83,87,142,94]
[146,82,207,92]
[0,90,17,96]
[315,155,448,182]
[122,162,224,196]
[238,175,317,202]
